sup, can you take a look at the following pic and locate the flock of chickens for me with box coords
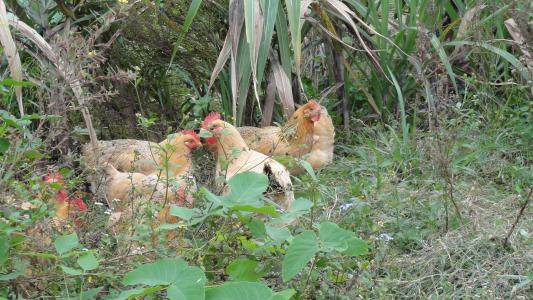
[68,100,335,232]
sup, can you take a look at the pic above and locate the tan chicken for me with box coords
[237,101,334,175]
[98,130,200,232]
[202,113,294,210]
[83,131,197,176]
[237,100,322,159]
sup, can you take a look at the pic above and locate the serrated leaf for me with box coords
[343,237,368,256]
[224,172,268,207]
[319,222,354,252]
[54,233,79,255]
[205,281,272,300]
[60,265,83,275]
[77,252,99,271]
[226,258,264,282]
[266,226,292,244]
[282,230,318,282]
[245,218,267,239]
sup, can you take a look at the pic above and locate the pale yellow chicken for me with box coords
[202,113,294,210]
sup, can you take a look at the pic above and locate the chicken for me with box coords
[237,100,334,174]
[237,100,322,160]
[100,130,200,230]
[293,107,335,173]
[202,113,294,209]
[83,131,197,176]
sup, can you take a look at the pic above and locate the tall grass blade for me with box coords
[244,0,263,115]
[430,34,458,94]
[257,0,279,83]
[444,40,531,81]
[208,34,232,91]
[0,1,23,116]
[285,0,301,75]
[168,0,203,70]
[388,67,408,144]
[275,6,292,76]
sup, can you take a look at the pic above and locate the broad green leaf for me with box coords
[343,237,368,256]
[54,233,79,255]
[205,281,272,300]
[298,159,316,181]
[0,234,7,266]
[80,287,103,300]
[169,0,203,68]
[269,289,296,300]
[266,226,292,244]
[282,230,318,282]
[226,258,264,282]
[319,222,354,252]
[245,218,267,239]
[60,265,83,275]
[0,138,10,153]
[232,205,280,217]
[116,287,166,300]
[123,258,206,300]
[224,172,268,207]
[77,252,99,271]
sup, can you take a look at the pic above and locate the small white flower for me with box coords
[340,203,354,211]
[94,202,104,206]
[378,233,394,242]
[112,198,121,202]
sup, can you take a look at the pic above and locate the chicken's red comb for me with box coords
[308,99,321,109]
[181,129,200,143]
[202,112,221,128]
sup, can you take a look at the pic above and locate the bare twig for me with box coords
[504,188,532,247]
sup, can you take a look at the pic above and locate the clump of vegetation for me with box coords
[1,0,532,299]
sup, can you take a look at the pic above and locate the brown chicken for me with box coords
[297,107,335,173]
[98,131,200,232]
[237,101,334,175]
[83,131,198,176]
[237,100,322,159]
[202,113,294,210]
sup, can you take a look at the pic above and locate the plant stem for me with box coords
[504,187,532,247]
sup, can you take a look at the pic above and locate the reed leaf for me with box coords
[0,1,23,116]
[168,0,203,69]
